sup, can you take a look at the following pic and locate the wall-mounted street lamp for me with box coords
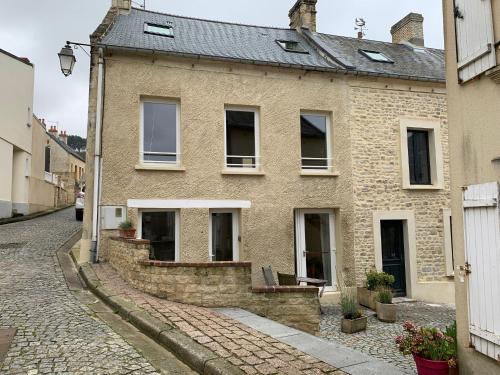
[58,41,91,77]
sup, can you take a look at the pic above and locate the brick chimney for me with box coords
[391,13,424,47]
[289,0,318,32]
[48,125,58,136]
[59,130,68,144]
[111,0,131,12]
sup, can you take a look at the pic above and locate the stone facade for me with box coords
[106,237,321,334]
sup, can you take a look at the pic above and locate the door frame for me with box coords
[208,208,240,261]
[295,208,337,291]
[373,210,417,298]
[137,208,180,262]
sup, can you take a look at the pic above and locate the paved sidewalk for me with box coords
[216,308,406,375]
[0,209,161,375]
[94,263,347,375]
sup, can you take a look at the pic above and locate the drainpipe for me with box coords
[91,48,104,263]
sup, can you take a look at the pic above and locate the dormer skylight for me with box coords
[359,49,393,63]
[276,40,309,54]
[144,23,174,38]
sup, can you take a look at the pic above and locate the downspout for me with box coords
[91,48,105,263]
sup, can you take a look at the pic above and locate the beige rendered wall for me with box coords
[348,78,454,303]
[99,53,355,286]
[443,0,500,373]
[0,138,13,218]
[11,148,31,215]
[0,52,34,153]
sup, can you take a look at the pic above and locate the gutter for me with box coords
[91,48,105,263]
[97,43,445,84]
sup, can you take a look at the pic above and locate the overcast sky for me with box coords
[0,0,443,137]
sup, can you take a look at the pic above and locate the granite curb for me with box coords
[78,262,244,375]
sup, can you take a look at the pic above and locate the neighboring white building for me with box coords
[0,48,34,218]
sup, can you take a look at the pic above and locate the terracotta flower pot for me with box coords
[376,301,397,323]
[341,316,367,334]
[119,229,136,239]
[413,355,450,375]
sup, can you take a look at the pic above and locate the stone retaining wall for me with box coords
[107,237,320,334]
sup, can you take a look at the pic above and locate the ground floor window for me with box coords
[209,209,239,261]
[295,209,337,290]
[140,210,179,261]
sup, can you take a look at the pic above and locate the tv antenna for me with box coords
[355,18,366,39]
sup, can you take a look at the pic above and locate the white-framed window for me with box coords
[208,208,240,262]
[140,99,180,166]
[224,107,260,170]
[137,209,180,262]
[300,112,332,171]
[400,118,444,189]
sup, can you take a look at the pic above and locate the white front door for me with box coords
[295,209,337,291]
[209,209,239,261]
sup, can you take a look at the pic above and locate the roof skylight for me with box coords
[359,49,393,63]
[144,23,174,37]
[276,40,308,54]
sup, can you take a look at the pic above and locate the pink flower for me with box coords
[403,320,417,332]
[395,335,404,344]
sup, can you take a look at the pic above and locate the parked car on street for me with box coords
[75,189,85,221]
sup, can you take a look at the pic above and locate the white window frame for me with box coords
[224,106,260,171]
[208,208,240,262]
[443,209,454,277]
[140,98,181,166]
[300,111,333,173]
[137,208,180,262]
[400,118,444,190]
[295,208,337,291]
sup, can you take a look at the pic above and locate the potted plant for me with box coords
[396,321,458,375]
[340,290,367,334]
[118,220,136,239]
[358,270,395,310]
[375,287,397,323]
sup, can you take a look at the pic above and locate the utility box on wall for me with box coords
[101,206,126,230]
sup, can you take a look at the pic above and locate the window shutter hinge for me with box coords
[454,6,464,20]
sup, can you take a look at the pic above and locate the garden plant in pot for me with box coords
[396,321,458,375]
[340,291,367,334]
[358,270,395,310]
[118,220,136,239]
[376,287,397,323]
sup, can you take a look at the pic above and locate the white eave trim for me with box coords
[127,199,252,209]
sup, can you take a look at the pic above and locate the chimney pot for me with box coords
[289,0,317,32]
[391,13,424,47]
[111,0,131,12]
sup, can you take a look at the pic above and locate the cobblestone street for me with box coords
[320,302,456,374]
[0,209,160,375]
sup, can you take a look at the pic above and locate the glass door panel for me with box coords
[142,211,176,261]
[211,212,234,261]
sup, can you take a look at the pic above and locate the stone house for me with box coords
[443,0,500,372]
[81,0,453,303]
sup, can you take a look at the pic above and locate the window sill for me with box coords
[135,164,186,172]
[221,169,265,176]
[402,184,443,191]
[301,170,339,177]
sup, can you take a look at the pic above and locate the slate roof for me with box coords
[47,131,86,163]
[98,8,445,82]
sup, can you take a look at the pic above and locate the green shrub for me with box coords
[376,287,393,304]
[366,270,395,291]
[341,291,362,320]
[118,220,134,230]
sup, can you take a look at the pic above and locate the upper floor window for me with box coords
[141,100,180,165]
[276,40,308,54]
[454,0,496,82]
[224,107,260,169]
[144,23,174,38]
[407,130,431,185]
[300,113,331,171]
[44,146,51,173]
[359,49,393,63]
[400,119,444,190]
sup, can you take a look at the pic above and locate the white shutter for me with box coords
[455,0,496,82]
[463,182,500,361]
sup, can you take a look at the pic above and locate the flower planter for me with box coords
[119,229,136,239]
[341,316,367,334]
[413,355,450,375]
[357,287,377,310]
[376,301,397,323]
